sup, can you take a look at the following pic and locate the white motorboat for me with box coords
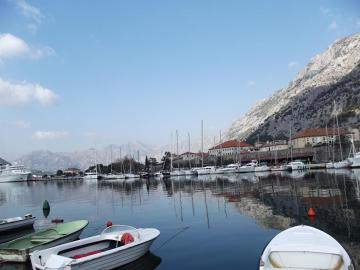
[30,225,160,270]
[216,164,240,174]
[286,161,307,171]
[238,160,258,173]
[102,173,125,180]
[0,164,31,183]
[183,169,197,176]
[348,152,360,168]
[326,162,335,169]
[84,172,98,180]
[333,160,350,169]
[170,170,187,177]
[0,214,35,233]
[259,225,354,270]
[255,164,271,172]
[270,165,287,171]
[125,173,140,179]
[196,166,216,175]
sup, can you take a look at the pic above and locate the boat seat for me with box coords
[269,251,344,270]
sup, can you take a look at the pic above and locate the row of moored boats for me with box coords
[0,214,356,269]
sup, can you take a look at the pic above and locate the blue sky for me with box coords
[0,0,360,160]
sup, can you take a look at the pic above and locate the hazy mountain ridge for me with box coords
[227,33,360,141]
[13,137,214,172]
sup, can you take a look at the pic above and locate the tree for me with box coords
[161,152,171,171]
[56,170,63,176]
[145,156,150,172]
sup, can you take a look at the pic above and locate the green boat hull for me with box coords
[0,220,88,263]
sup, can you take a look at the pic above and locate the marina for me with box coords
[0,169,359,269]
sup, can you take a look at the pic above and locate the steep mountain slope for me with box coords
[228,33,360,141]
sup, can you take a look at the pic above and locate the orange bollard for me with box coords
[307,207,316,217]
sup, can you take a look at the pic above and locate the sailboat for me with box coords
[84,149,99,180]
[255,135,270,172]
[195,121,216,175]
[333,101,350,169]
[183,133,197,176]
[124,148,140,179]
[170,130,186,177]
[286,110,307,171]
[103,146,126,180]
[347,135,360,167]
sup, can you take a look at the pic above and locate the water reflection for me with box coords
[0,170,360,269]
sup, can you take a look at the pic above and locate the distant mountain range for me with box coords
[227,32,360,142]
[13,137,214,172]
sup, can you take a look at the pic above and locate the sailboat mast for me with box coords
[201,120,204,168]
[220,130,223,167]
[176,130,179,170]
[290,111,293,162]
[188,132,191,169]
[170,133,173,172]
[334,101,344,161]
[110,145,113,174]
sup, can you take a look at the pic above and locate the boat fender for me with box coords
[106,221,113,227]
[51,218,64,223]
[121,233,134,245]
[307,208,316,217]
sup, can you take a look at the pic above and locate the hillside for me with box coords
[227,33,360,142]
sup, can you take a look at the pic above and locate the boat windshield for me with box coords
[268,251,344,269]
[101,225,138,235]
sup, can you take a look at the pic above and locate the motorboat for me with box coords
[0,214,35,233]
[170,170,187,177]
[259,225,354,270]
[326,162,335,169]
[286,161,307,171]
[125,173,140,179]
[0,164,31,183]
[333,160,350,169]
[196,166,216,175]
[30,225,160,270]
[154,172,163,178]
[84,172,98,180]
[270,165,287,171]
[102,173,125,180]
[255,163,271,172]
[217,164,240,174]
[348,152,360,168]
[238,160,258,173]
[183,169,197,176]
[0,220,89,263]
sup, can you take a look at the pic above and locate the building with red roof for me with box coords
[291,128,352,148]
[208,139,252,157]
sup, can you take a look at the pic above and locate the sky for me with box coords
[0,0,360,160]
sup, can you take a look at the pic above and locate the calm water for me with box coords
[1,169,360,269]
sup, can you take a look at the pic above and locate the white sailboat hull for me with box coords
[334,160,350,169]
[348,153,360,168]
[326,162,335,169]
[255,166,271,172]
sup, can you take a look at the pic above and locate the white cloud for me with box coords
[329,20,338,30]
[288,61,298,68]
[32,131,68,140]
[14,0,43,24]
[320,7,330,15]
[247,81,256,86]
[0,77,58,107]
[0,33,54,62]
[14,120,31,129]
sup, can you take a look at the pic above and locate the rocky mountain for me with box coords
[14,137,214,172]
[228,33,360,142]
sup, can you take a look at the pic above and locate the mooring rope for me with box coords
[153,226,190,252]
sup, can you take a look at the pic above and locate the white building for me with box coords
[259,140,288,152]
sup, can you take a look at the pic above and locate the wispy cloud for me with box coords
[329,20,338,30]
[0,77,58,107]
[356,19,360,29]
[288,61,298,69]
[13,0,43,33]
[14,120,31,129]
[247,81,256,86]
[0,33,54,62]
[32,131,68,140]
[320,7,330,15]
